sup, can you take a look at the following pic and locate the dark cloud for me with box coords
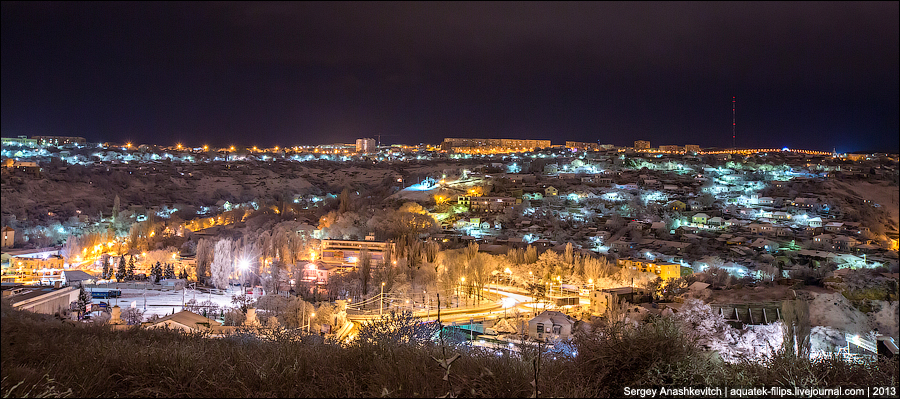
[2,2,897,151]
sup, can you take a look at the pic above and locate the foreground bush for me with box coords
[2,302,897,398]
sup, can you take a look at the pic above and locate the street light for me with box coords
[501,297,516,319]
[308,312,315,333]
[460,277,466,306]
[380,282,385,316]
[238,258,251,295]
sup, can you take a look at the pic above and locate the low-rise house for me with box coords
[749,238,778,252]
[533,239,553,249]
[666,200,687,212]
[609,240,633,253]
[692,213,709,225]
[528,310,576,342]
[726,236,748,245]
[299,262,339,285]
[544,186,559,196]
[813,234,833,249]
[617,258,691,280]
[774,227,794,238]
[748,223,766,235]
[522,191,543,201]
[589,287,640,315]
[832,235,860,252]
[61,270,95,287]
[792,197,818,209]
[824,222,844,233]
[842,222,869,235]
[463,196,519,213]
[707,216,724,226]
[772,211,791,220]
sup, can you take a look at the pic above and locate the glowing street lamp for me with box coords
[460,277,466,306]
[501,297,517,319]
[308,312,315,333]
[380,282,385,316]
[238,259,251,294]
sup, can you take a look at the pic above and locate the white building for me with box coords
[527,310,576,341]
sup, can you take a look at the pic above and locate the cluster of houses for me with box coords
[426,151,897,280]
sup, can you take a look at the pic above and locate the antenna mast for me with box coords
[732,96,736,149]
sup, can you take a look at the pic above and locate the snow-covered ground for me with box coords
[90,286,247,319]
[806,291,898,354]
[807,291,871,336]
[829,180,899,229]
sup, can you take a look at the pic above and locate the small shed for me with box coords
[62,270,96,287]
[145,310,222,332]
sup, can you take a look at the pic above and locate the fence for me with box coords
[709,302,784,325]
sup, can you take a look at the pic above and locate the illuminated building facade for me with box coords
[32,136,87,146]
[441,138,551,153]
[320,239,395,267]
[356,138,376,153]
[634,140,651,150]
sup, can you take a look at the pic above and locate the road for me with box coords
[337,282,580,341]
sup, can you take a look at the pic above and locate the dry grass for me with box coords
[2,302,897,398]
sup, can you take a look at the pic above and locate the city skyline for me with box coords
[2,2,898,152]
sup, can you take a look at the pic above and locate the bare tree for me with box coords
[469,253,492,303]
[782,299,811,359]
[195,238,215,282]
[563,242,575,267]
[210,238,233,290]
[359,249,372,296]
[122,307,145,325]
[582,256,614,286]
[525,245,538,264]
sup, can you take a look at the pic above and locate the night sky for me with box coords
[2,2,897,152]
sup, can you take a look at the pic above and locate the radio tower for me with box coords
[732,96,736,149]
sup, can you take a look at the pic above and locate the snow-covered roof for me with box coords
[688,282,710,291]
[62,270,95,282]
[530,310,575,326]
[147,310,222,329]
